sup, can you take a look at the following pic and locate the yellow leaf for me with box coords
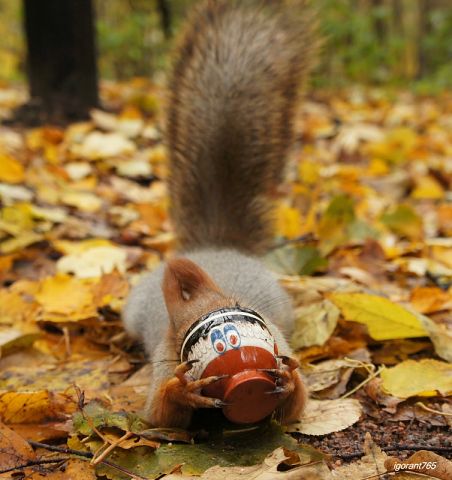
[53,238,112,255]
[0,360,110,393]
[35,274,98,321]
[380,205,423,240]
[0,232,44,254]
[275,204,303,239]
[367,158,389,176]
[0,391,76,423]
[329,293,428,340]
[60,191,102,212]
[0,153,25,183]
[430,246,452,269]
[411,175,444,200]
[298,160,320,185]
[381,359,452,398]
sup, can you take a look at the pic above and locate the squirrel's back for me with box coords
[167,0,317,254]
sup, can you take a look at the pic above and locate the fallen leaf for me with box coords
[380,359,452,398]
[60,190,103,212]
[329,292,428,340]
[415,312,452,362]
[332,433,388,480]
[0,153,25,183]
[291,300,339,348]
[380,204,423,239]
[72,131,136,160]
[266,245,327,276]
[287,398,362,435]
[0,420,35,470]
[0,390,76,423]
[35,274,98,322]
[57,245,127,278]
[385,450,451,480]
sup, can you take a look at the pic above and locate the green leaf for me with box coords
[380,204,423,239]
[93,422,322,479]
[265,245,327,276]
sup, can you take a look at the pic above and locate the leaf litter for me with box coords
[0,82,451,478]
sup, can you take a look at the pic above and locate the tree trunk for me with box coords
[22,0,98,124]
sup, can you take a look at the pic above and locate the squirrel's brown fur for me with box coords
[167,0,318,254]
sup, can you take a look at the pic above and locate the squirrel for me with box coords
[123,0,318,429]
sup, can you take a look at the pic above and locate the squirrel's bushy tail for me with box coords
[166,0,318,254]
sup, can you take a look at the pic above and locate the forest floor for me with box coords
[0,81,451,479]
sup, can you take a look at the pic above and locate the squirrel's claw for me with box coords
[186,374,229,392]
[276,355,299,371]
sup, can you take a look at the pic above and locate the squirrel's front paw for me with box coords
[168,360,228,409]
[260,355,307,424]
[260,355,300,400]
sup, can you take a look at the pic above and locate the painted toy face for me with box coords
[210,323,241,354]
[181,307,277,380]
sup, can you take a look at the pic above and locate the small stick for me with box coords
[28,440,92,458]
[27,440,148,480]
[91,431,134,465]
[0,458,69,475]
[340,366,384,400]
[416,401,452,417]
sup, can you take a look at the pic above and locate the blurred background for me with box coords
[1,0,451,92]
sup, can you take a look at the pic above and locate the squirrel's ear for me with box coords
[162,258,221,309]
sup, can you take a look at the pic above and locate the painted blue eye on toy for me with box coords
[224,324,241,349]
[210,328,227,355]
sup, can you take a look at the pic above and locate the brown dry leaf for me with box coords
[385,451,452,480]
[9,422,69,442]
[411,287,452,314]
[364,378,405,413]
[92,270,129,307]
[23,459,97,480]
[0,420,36,471]
[287,399,362,435]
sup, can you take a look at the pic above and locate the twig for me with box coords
[91,431,134,465]
[28,440,92,458]
[0,458,69,475]
[416,401,452,417]
[27,440,148,480]
[101,459,150,480]
[340,366,384,400]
